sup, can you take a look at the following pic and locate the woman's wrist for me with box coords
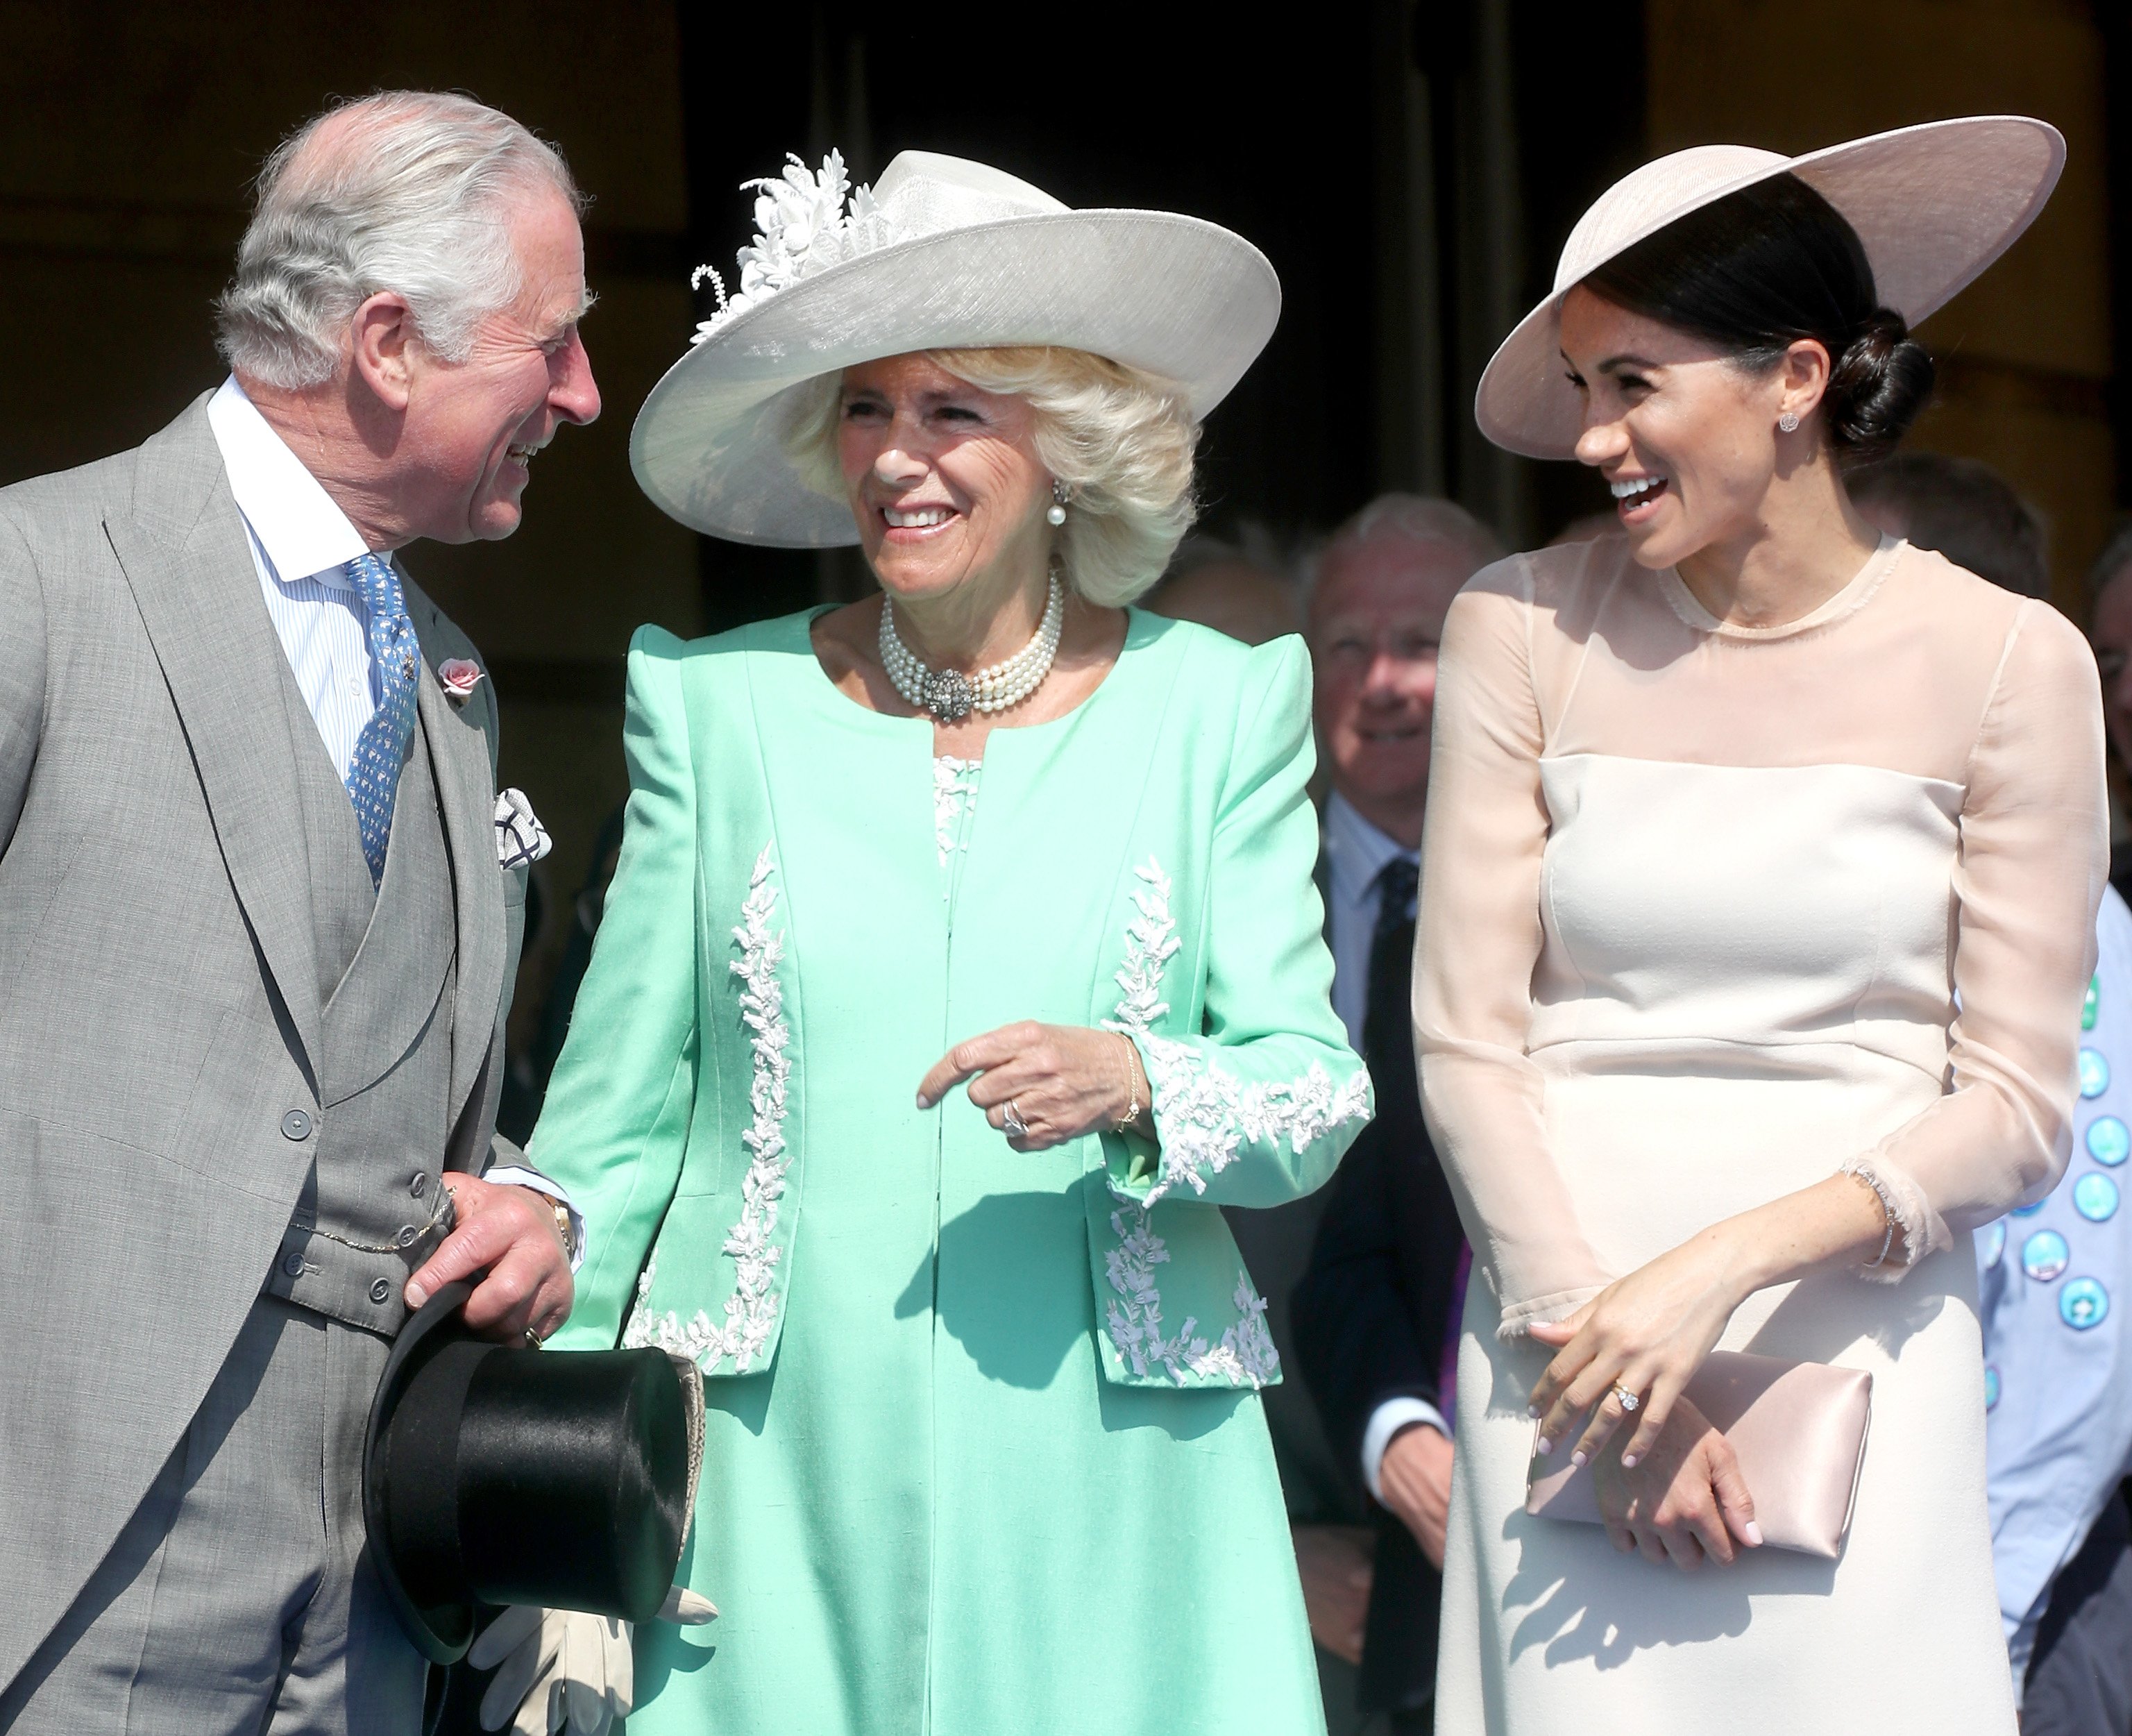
[1695,1217,1773,1310]
[1707,1172,1895,1299]
[1112,1033,1152,1138]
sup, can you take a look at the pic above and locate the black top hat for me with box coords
[363,1281,704,1665]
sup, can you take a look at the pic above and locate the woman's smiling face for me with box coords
[836,352,1053,602]
[1559,285,1801,572]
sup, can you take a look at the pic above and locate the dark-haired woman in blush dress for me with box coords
[1419,120,2103,1731]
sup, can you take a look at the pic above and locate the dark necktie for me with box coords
[1362,855,1419,1076]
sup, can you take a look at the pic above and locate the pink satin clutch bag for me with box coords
[1524,1349,1873,1558]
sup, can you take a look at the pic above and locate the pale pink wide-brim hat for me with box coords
[1475,116,2065,460]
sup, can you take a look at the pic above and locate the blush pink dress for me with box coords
[1417,533,2105,1732]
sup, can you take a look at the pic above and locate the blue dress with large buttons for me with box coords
[1977,884,2132,1658]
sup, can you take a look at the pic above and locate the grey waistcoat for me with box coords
[260,664,459,1336]
[0,398,534,1698]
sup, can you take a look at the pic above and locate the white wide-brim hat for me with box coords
[629,150,1281,545]
[1476,115,2065,460]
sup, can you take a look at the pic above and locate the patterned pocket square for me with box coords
[495,788,552,870]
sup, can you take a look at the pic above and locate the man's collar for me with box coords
[1325,789,1417,906]
[205,376,370,587]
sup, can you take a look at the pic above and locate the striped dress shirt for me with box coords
[205,376,382,779]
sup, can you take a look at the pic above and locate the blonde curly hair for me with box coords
[781,346,1202,607]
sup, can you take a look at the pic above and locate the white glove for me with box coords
[471,1588,717,1736]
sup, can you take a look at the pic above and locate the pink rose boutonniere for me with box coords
[437,658,486,705]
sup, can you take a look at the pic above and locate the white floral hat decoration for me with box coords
[629,149,1281,544]
[1475,115,2064,459]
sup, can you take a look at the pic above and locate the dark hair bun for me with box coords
[1826,307,1934,464]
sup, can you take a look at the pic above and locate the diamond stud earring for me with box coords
[1778,411,1800,433]
[1046,480,1069,527]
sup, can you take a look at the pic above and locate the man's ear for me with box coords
[349,292,417,412]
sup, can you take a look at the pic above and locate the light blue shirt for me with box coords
[1977,883,2132,1698]
[205,376,383,781]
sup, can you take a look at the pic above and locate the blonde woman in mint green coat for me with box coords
[510,149,1371,1736]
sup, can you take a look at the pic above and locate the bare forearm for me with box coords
[1707,1172,1892,1304]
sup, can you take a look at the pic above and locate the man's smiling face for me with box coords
[1308,534,1475,826]
[394,185,601,544]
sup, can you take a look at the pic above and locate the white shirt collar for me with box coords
[1325,790,1416,913]
[206,376,371,590]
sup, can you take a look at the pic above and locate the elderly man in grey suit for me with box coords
[0,92,598,1734]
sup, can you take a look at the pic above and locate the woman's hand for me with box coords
[917,1022,1151,1151]
[1525,1227,1747,1469]
[1588,1396,1760,1569]
[1526,1172,1891,1468]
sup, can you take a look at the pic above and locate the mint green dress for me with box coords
[530,608,1371,1735]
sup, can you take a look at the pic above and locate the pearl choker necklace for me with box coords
[880,575,1066,723]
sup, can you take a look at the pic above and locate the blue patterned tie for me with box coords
[343,553,421,886]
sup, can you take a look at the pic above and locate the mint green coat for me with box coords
[532,608,1371,1735]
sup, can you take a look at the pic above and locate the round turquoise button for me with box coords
[2061,1278,2110,1330]
[2089,1116,2131,1166]
[2023,1230,2070,1282]
[2080,1049,2110,1099]
[2076,1173,2121,1222]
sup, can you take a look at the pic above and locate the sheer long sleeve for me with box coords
[1414,570,1614,1337]
[1847,600,2107,1272]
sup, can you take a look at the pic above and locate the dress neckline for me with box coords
[1655,535,1904,642]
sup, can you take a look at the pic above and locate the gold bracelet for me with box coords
[1115,1035,1143,1136]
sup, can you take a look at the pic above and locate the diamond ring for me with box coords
[1609,1383,1640,1413]
[1002,1101,1030,1140]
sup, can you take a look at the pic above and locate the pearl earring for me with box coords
[1046,480,1069,526]
[1778,411,1800,433]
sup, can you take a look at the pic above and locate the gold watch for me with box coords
[535,1191,577,1263]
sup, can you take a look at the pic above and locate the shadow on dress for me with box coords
[896,1187,1249,1442]
[895,1188,1090,1389]
[633,1522,718,1703]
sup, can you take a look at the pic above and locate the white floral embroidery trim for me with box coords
[1101,1202,1281,1389]
[623,844,795,1373]
[1103,858,1371,1206]
[933,756,981,873]
[1094,854,1367,1387]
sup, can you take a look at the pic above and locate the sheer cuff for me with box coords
[1839,1158,1931,1281]
[1494,1283,1607,1343]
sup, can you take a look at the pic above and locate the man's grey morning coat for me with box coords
[0,394,529,1698]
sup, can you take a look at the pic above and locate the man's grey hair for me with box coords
[216,91,585,389]
[1305,493,1507,596]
